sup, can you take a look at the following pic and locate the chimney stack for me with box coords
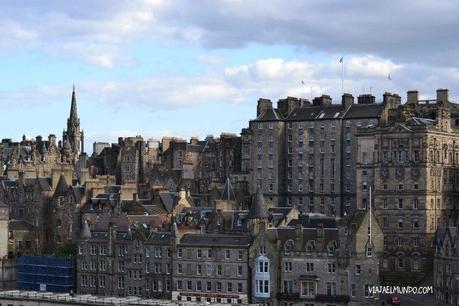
[257,98,273,117]
[407,90,419,104]
[341,93,354,109]
[437,89,449,103]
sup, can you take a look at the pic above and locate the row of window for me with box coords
[176,263,244,277]
[177,280,244,293]
[177,248,244,260]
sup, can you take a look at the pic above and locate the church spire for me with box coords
[70,84,78,122]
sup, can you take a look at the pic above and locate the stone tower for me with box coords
[63,85,84,158]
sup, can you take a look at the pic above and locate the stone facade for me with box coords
[247,94,398,217]
[356,89,459,283]
[434,225,459,305]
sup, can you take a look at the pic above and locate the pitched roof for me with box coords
[53,174,69,197]
[248,186,268,219]
[343,103,384,119]
[254,108,283,121]
[180,233,251,247]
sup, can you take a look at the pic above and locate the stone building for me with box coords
[356,89,459,282]
[247,93,398,217]
[433,225,459,306]
[77,218,174,299]
[248,186,383,306]
[171,233,251,304]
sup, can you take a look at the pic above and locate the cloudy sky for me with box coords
[1,0,458,151]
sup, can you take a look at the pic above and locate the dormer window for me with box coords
[306,240,315,254]
[284,240,294,255]
[327,242,336,256]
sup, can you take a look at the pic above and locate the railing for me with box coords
[0,290,259,305]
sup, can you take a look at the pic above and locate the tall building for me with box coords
[247,94,398,217]
[356,89,459,282]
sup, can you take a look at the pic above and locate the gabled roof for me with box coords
[255,108,283,121]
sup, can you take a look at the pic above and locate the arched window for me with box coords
[305,240,315,254]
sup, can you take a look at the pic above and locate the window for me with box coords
[238,283,243,293]
[217,265,222,276]
[207,264,213,275]
[238,250,244,260]
[398,219,403,229]
[238,265,243,276]
[362,152,368,164]
[326,282,336,296]
[355,264,361,275]
[284,261,292,272]
[255,280,270,295]
[413,199,419,209]
[196,249,202,258]
[227,282,233,292]
[177,248,183,258]
[306,262,314,272]
[207,249,212,258]
[301,281,316,297]
[398,199,403,209]
[366,244,373,257]
[216,282,222,292]
[207,281,212,291]
[153,247,161,258]
[328,263,336,273]
[351,284,356,297]
[283,280,293,294]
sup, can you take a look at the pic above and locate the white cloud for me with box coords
[344,56,402,78]
[0,56,458,113]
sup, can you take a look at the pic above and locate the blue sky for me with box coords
[0,0,458,152]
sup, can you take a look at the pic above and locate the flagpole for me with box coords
[341,57,344,94]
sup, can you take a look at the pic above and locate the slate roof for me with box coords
[146,231,171,245]
[159,192,179,214]
[37,177,52,191]
[343,103,384,119]
[286,105,325,121]
[121,200,149,215]
[254,108,283,121]
[248,186,268,219]
[287,213,337,228]
[180,233,251,247]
